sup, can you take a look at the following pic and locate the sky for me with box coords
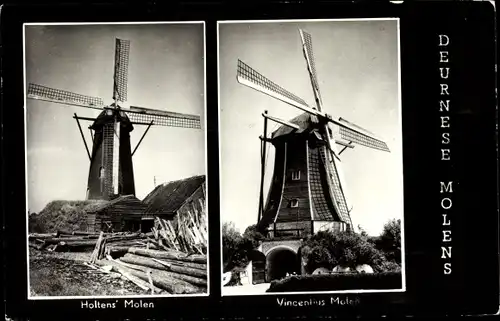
[218,19,403,236]
[24,23,206,213]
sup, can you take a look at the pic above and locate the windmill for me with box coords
[26,38,202,201]
[236,29,390,238]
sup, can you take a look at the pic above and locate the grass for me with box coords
[29,266,95,297]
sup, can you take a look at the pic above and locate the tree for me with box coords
[222,222,244,272]
[357,224,369,237]
[378,219,401,263]
[222,222,263,272]
[243,224,265,248]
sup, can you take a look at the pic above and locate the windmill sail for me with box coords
[319,145,351,226]
[236,59,322,117]
[126,106,201,129]
[299,29,353,229]
[299,29,323,108]
[332,117,390,152]
[102,122,116,197]
[27,83,104,110]
[112,38,130,102]
[112,117,121,195]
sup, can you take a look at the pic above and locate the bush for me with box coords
[378,260,401,273]
[224,270,242,287]
[300,230,391,273]
[28,200,107,233]
[267,272,402,293]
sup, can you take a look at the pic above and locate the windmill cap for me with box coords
[271,112,322,140]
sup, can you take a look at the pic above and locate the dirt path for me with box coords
[29,248,152,297]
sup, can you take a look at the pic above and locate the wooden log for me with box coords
[115,258,207,287]
[109,265,165,294]
[42,236,97,244]
[151,258,207,279]
[99,239,107,260]
[142,232,154,238]
[146,237,171,251]
[96,259,203,294]
[53,239,105,252]
[28,233,57,240]
[53,235,146,249]
[122,253,206,270]
[90,232,105,263]
[58,240,98,246]
[119,254,207,278]
[109,246,207,264]
[57,229,98,236]
[106,233,142,242]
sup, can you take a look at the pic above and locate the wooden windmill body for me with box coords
[27,38,202,201]
[237,29,391,240]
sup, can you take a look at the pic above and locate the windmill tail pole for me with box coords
[73,113,91,161]
[258,110,268,223]
[132,120,154,156]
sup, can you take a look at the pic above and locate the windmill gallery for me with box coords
[224,25,401,290]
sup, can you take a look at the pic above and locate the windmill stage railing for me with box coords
[265,227,306,239]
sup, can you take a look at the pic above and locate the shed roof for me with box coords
[88,195,148,217]
[143,175,206,216]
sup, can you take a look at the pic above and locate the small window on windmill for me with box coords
[291,170,300,181]
[290,199,299,208]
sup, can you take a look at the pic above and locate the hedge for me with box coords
[266,272,402,292]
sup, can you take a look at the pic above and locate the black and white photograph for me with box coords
[24,22,208,298]
[219,19,404,295]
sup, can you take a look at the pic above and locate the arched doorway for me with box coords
[266,246,300,282]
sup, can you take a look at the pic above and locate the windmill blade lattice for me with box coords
[300,29,323,104]
[126,106,201,129]
[27,83,104,110]
[333,118,390,152]
[319,146,351,224]
[102,123,116,196]
[112,39,130,102]
[237,59,314,113]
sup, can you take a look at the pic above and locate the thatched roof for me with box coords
[143,175,206,216]
[88,195,147,215]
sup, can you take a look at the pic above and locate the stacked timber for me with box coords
[152,212,207,255]
[28,230,153,252]
[94,246,208,294]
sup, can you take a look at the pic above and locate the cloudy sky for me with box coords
[218,19,403,236]
[24,23,206,213]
